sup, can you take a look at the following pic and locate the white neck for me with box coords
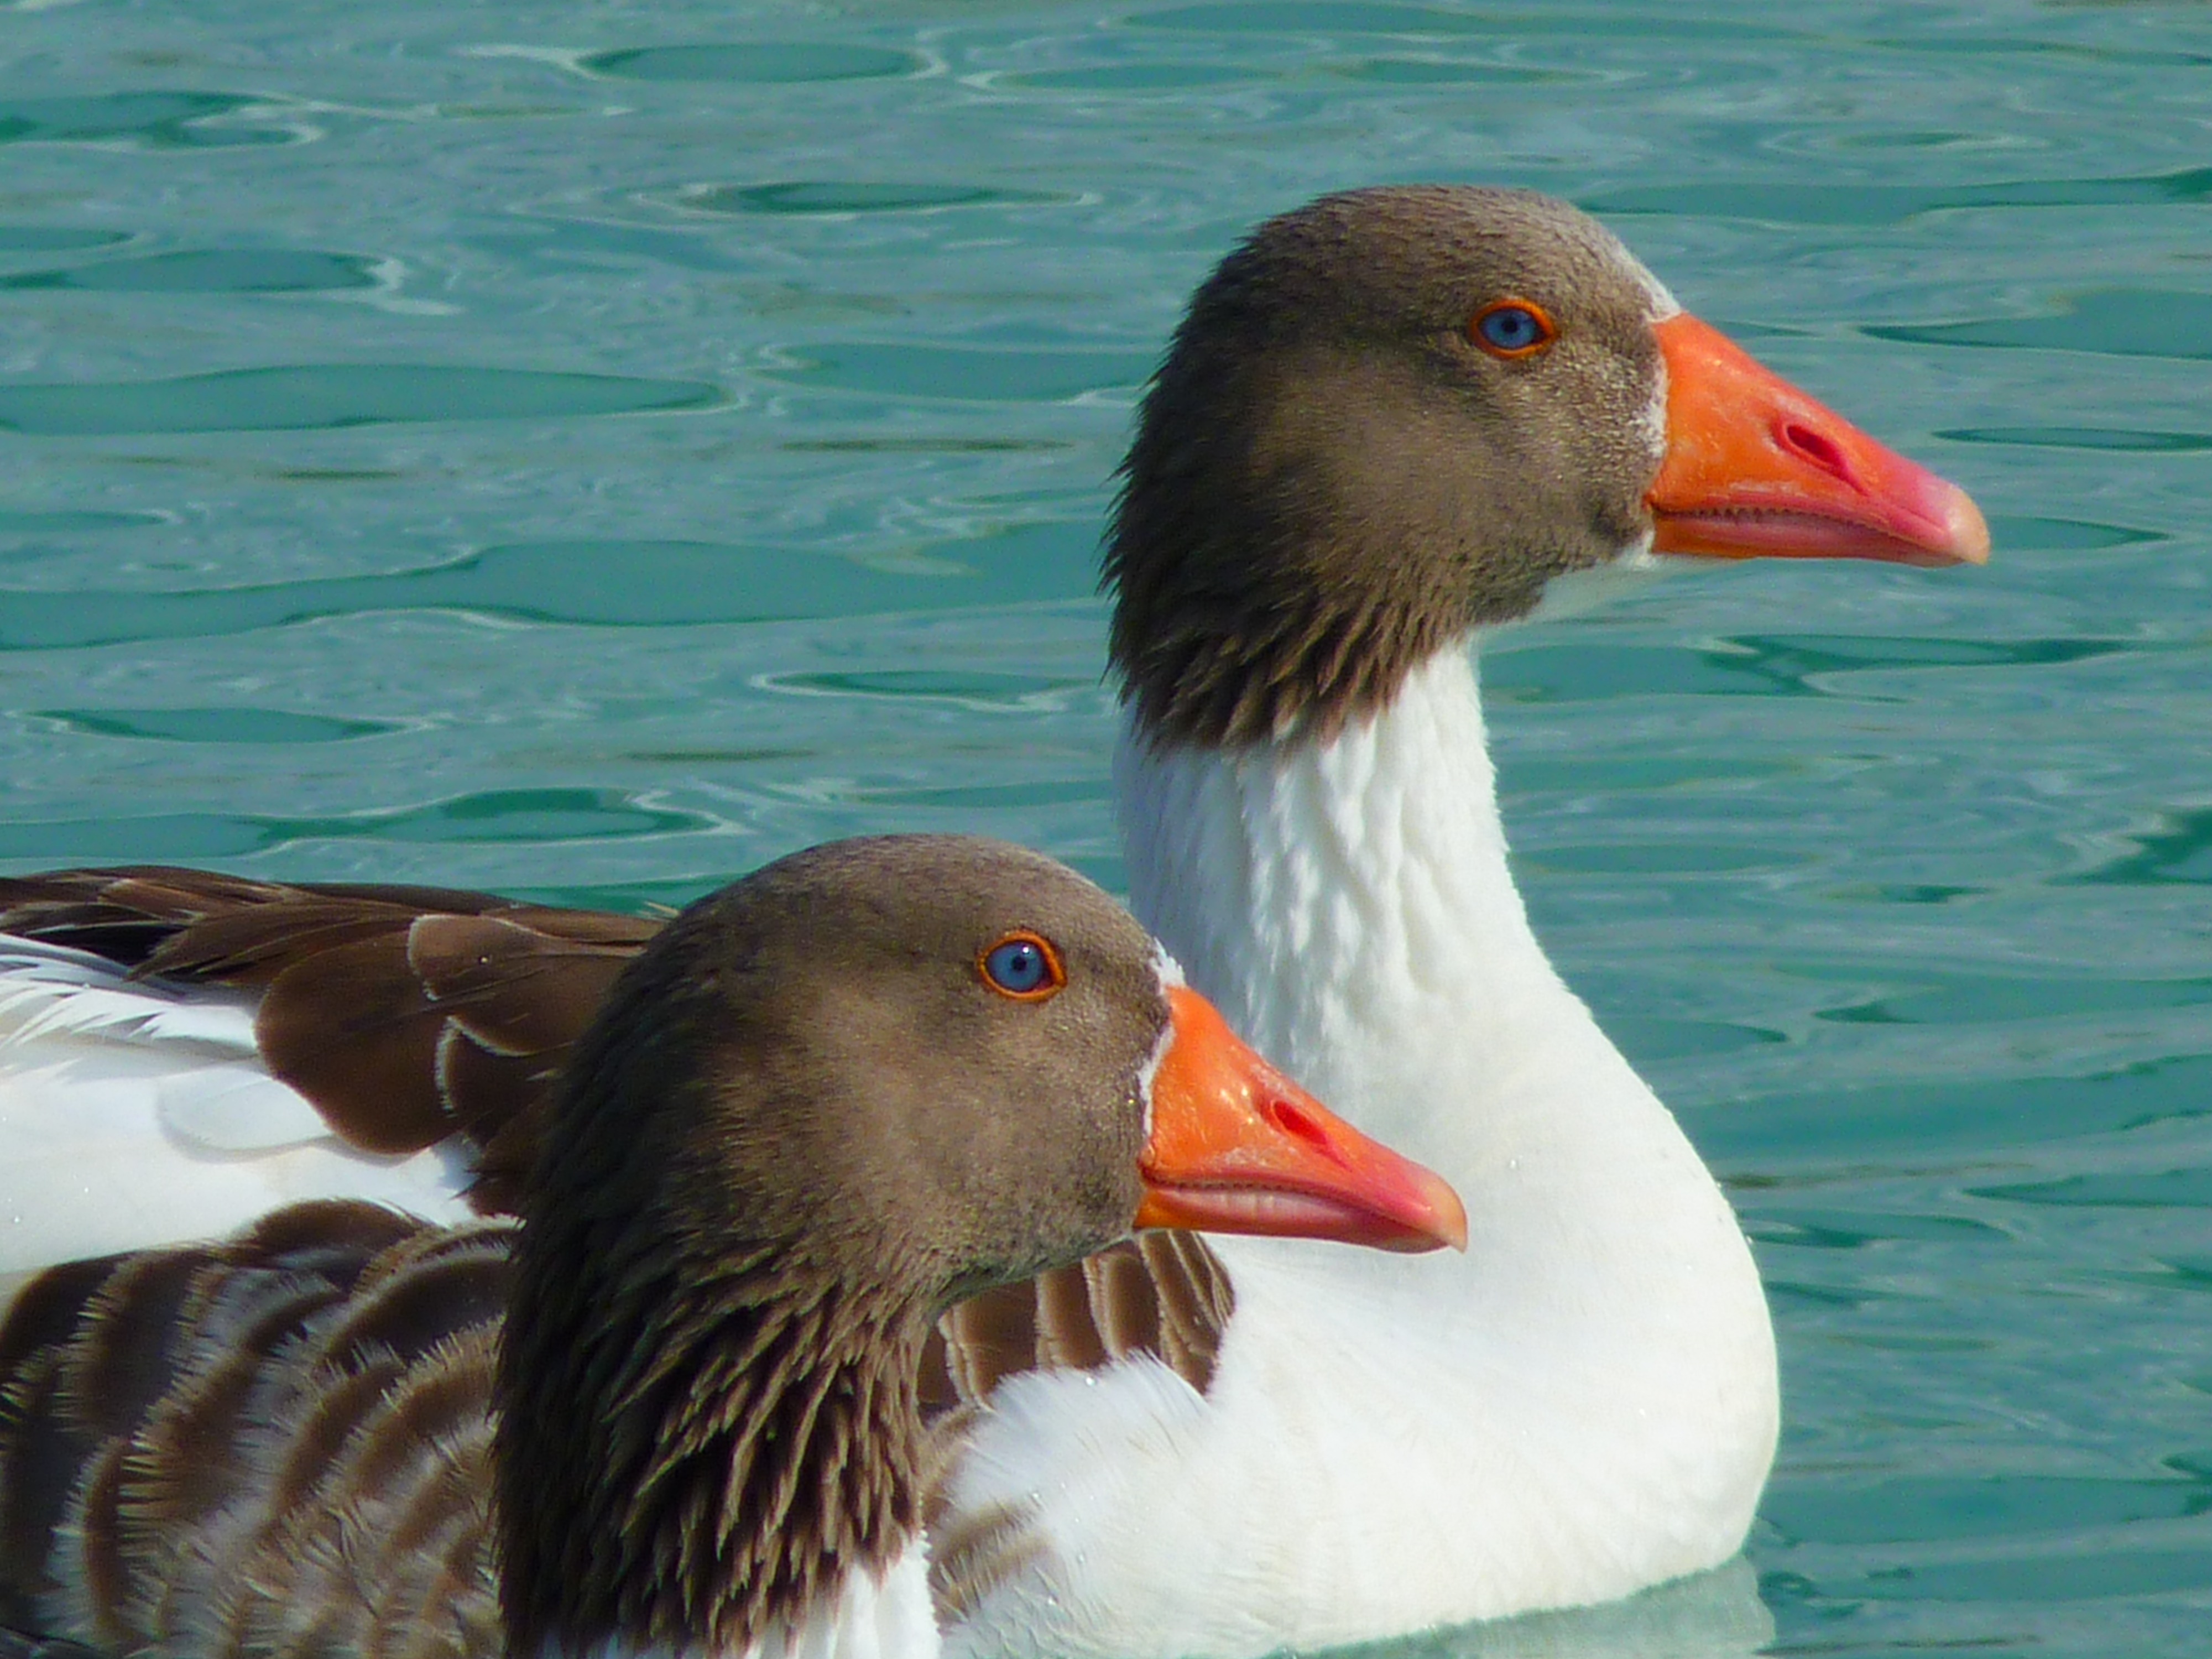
[1107,640,1779,1629]
[1118,646,1624,1176]
[1115,640,1766,1302]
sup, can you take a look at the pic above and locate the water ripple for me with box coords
[1939,425,2212,452]
[0,90,294,149]
[1587,167,2212,225]
[0,366,718,435]
[681,182,1075,216]
[0,530,1095,648]
[1870,290,2212,362]
[0,249,379,294]
[580,44,925,84]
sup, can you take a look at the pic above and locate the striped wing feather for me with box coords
[0,1214,1234,1658]
[921,1231,1236,1624]
[0,1202,506,1659]
[0,1630,106,1659]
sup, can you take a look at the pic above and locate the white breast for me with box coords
[939,644,1778,1659]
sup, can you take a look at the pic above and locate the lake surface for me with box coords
[1,2,2208,1654]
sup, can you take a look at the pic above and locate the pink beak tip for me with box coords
[1945,486,1994,567]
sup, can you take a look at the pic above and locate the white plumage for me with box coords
[0,937,469,1271]
[938,647,1777,1659]
[577,1551,940,1659]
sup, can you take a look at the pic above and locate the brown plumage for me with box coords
[0,191,1679,1474]
[920,1229,1234,1623]
[0,869,651,1208]
[0,866,1233,1400]
[1,178,1985,1659]
[0,837,1278,1659]
[1107,186,1666,747]
[0,1201,503,1659]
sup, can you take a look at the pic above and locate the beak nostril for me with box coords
[1778,421,1855,486]
[1265,1097,1348,1167]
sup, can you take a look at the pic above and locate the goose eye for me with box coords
[980,931,1065,1001]
[1470,299,1556,359]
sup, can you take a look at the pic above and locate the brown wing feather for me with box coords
[0,1202,504,1659]
[0,1629,105,1659]
[0,1224,1227,1650]
[253,933,461,1155]
[0,869,658,1209]
[921,1230,1235,1625]
[930,1233,1233,1416]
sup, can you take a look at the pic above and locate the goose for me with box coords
[0,186,1987,1656]
[0,834,1465,1659]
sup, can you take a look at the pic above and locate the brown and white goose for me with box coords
[0,187,1987,1656]
[945,187,1983,1659]
[0,834,1463,1659]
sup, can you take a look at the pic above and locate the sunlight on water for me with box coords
[1,2,2208,1653]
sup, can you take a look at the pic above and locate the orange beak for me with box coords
[1135,986,1468,1254]
[1646,313,1990,568]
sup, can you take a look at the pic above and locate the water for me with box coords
[0,2,2206,1653]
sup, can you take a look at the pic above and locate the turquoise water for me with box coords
[1,2,2208,1653]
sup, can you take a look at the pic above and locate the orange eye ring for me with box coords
[978,930,1067,1002]
[1468,297,1558,359]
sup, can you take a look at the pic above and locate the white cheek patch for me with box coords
[1629,254,1681,322]
[1585,223,1677,498]
[1134,947,1187,1139]
[1151,945,1187,991]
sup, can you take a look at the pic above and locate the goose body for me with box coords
[0,838,1460,1659]
[0,187,1988,1656]
[941,652,1773,1657]
[935,189,1983,1656]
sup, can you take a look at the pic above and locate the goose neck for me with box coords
[1114,644,1571,1113]
[497,1237,930,1659]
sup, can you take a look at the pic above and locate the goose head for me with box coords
[494,834,1462,1656]
[1107,185,1989,748]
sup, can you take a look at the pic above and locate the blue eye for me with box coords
[988,940,1045,991]
[1470,299,1555,358]
[982,933,1062,1000]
